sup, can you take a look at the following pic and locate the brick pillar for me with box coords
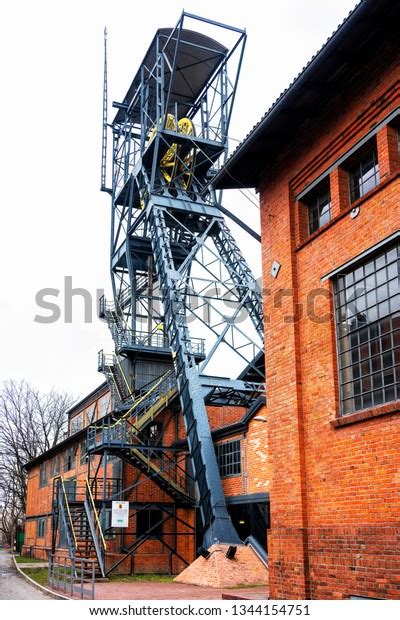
[330,167,350,216]
[295,200,309,246]
[377,124,400,180]
[260,186,310,599]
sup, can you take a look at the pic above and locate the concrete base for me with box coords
[173,544,268,589]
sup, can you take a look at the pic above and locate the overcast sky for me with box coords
[0,0,357,400]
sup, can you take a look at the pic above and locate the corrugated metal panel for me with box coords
[134,359,173,391]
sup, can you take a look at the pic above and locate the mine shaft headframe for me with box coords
[111,12,246,195]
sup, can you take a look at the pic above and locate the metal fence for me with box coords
[48,554,96,599]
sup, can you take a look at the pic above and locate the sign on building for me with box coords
[111,501,129,528]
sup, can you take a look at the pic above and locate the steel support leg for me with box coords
[149,204,240,546]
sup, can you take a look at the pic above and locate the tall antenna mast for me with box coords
[101,27,109,192]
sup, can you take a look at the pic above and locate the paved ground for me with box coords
[0,549,51,600]
[94,581,267,600]
[0,549,267,600]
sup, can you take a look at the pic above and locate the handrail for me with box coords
[89,369,175,433]
[113,354,132,394]
[55,476,77,549]
[85,478,107,551]
[244,535,268,568]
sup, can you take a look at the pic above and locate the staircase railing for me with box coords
[53,476,77,559]
[87,368,195,502]
[88,416,194,502]
[98,294,205,356]
[244,535,268,568]
[98,349,134,406]
[129,447,192,498]
[84,478,107,577]
[88,368,176,448]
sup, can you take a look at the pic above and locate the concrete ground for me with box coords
[93,581,268,600]
[0,548,267,600]
[0,549,51,600]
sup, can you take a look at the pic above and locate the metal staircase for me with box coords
[97,350,134,407]
[87,370,194,505]
[52,477,107,577]
[97,13,264,550]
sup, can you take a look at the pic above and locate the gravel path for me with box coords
[0,549,50,600]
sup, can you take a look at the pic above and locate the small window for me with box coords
[64,478,76,502]
[70,414,83,435]
[37,517,46,538]
[348,147,380,203]
[51,455,61,477]
[141,422,163,446]
[302,180,332,235]
[39,463,48,488]
[99,396,110,419]
[85,404,96,425]
[136,509,163,539]
[215,439,242,477]
[80,439,88,465]
[100,508,116,540]
[334,241,400,415]
[63,446,76,472]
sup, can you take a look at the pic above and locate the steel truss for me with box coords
[97,12,264,548]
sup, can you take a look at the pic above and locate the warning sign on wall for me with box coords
[111,501,129,528]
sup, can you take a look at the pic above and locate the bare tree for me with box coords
[0,380,74,544]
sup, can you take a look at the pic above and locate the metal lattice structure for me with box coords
[97,12,264,548]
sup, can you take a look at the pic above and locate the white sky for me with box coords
[0,0,357,400]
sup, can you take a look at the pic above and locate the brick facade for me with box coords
[23,386,269,575]
[213,0,399,599]
[258,33,399,600]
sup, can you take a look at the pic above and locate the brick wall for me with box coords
[247,406,270,496]
[23,347,269,572]
[259,46,400,599]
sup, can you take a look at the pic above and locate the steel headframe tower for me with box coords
[100,13,264,547]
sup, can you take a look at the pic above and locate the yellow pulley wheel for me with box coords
[177,118,196,191]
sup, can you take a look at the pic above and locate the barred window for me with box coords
[80,439,88,465]
[99,396,110,419]
[70,414,83,435]
[302,180,331,235]
[37,517,46,538]
[51,455,61,477]
[334,241,400,415]
[348,148,380,203]
[63,446,76,472]
[101,508,116,540]
[215,440,242,477]
[85,404,96,425]
[39,463,48,488]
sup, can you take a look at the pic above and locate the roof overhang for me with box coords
[214,0,400,190]
[113,27,227,125]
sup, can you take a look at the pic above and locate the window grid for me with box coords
[64,446,76,472]
[70,414,83,435]
[101,508,116,540]
[308,188,332,235]
[215,440,242,478]
[51,455,61,477]
[37,517,46,538]
[80,439,87,465]
[349,149,380,203]
[39,463,47,488]
[334,242,400,415]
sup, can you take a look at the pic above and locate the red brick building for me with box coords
[23,380,269,575]
[215,0,400,600]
